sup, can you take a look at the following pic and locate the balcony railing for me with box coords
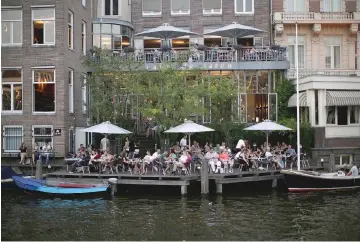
[94,46,288,64]
[287,69,359,79]
[274,12,359,22]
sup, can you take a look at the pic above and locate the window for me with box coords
[2,126,23,152]
[1,8,22,46]
[326,106,360,125]
[105,0,119,15]
[68,69,74,114]
[142,0,162,16]
[171,0,190,15]
[82,0,86,7]
[33,69,55,113]
[33,125,53,148]
[286,0,306,12]
[203,0,222,14]
[82,74,87,114]
[288,36,305,69]
[2,69,22,112]
[335,155,353,166]
[68,10,74,49]
[325,36,341,69]
[235,0,254,14]
[323,0,341,12]
[92,23,133,50]
[82,21,86,55]
[32,7,55,45]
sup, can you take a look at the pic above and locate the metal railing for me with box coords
[287,69,359,79]
[94,46,288,63]
[279,12,355,21]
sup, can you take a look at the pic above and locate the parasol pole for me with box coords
[295,22,301,171]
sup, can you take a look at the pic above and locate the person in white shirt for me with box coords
[236,139,245,150]
[205,147,220,173]
[347,164,359,177]
[151,149,160,162]
[173,151,187,172]
[180,136,187,148]
[39,142,52,166]
[100,135,110,152]
[141,151,152,174]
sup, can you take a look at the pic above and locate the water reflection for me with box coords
[2,190,360,241]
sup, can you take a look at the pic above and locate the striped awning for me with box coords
[326,91,360,106]
[287,92,308,107]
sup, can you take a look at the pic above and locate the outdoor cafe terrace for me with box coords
[92,46,290,70]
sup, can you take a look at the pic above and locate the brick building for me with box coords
[272,0,360,164]
[1,0,92,157]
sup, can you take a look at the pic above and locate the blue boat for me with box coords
[12,176,109,195]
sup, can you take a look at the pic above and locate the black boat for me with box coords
[281,170,360,192]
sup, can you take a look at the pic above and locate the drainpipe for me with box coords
[269,0,273,45]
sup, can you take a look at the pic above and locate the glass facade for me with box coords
[92,23,134,50]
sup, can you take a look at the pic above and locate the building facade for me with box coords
[273,0,360,164]
[1,0,92,157]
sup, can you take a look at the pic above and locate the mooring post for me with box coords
[35,159,43,180]
[181,185,187,195]
[108,178,118,196]
[272,179,278,188]
[329,154,335,172]
[201,158,209,194]
[216,183,222,194]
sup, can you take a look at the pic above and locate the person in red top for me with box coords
[219,150,230,173]
[89,149,101,165]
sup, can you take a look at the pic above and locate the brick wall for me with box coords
[131,0,271,45]
[1,0,92,157]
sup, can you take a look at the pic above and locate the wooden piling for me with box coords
[272,179,278,188]
[35,160,43,180]
[181,185,187,195]
[201,158,209,194]
[216,184,222,194]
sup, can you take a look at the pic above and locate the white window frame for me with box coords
[32,125,54,149]
[32,67,56,114]
[1,7,23,46]
[82,20,87,55]
[82,0,86,7]
[68,69,74,114]
[1,68,23,113]
[335,155,353,166]
[31,7,56,46]
[68,10,74,49]
[203,0,222,15]
[325,45,341,69]
[104,0,120,16]
[288,36,306,69]
[171,0,190,15]
[286,0,306,12]
[82,74,87,114]
[2,125,23,153]
[323,0,342,12]
[142,0,162,16]
[234,0,254,14]
[326,106,360,126]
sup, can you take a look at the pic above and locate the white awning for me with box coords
[326,91,360,106]
[288,92,308,107]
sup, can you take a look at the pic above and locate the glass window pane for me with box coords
[287,0,294,11]
[113,36,122,49]
[101,24,112,33]
[236,0,244,12]
[33,21,44,44]
[112,24,121,34]
[2,22,11,44]
[93,34,101,47]
[203,0,222,10]
[34,70,55,83]
[122,26,129,36]
[325,46,331,69]
[34,83,55,112]
[2,69,22,83]
[2,10,22,21]
[171,0,189,11]
[44,21,55,43]
[101,35,112,49]
[4,127,22,151]
[296,0,305,11]
[33,8,55,20]
[13,22,22,44]
[245,0,253,12]
[93,24,100,33]
[13,84,22,111]
[298,45,305,68]
[2,84,12,110]
[105,0,111,15]
[350,107,360,124]
[334,46,340,68]
[326,106,335,124]
[337,106,348,125]
[143,0,162,12]
[113,0,119,15]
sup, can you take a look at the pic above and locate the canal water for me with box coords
[2,189,360,241]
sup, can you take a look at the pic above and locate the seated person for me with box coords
[72,151,91,172]
[205,147,220,173]
[163,150,177,175]
[19,142,27,165]
[89,149,101,165]
[77,144,86,157]
[151,149,161,162]
[347,164,359,177]
[219,150,230,168]
[39,142,53,166]
[173,151,187,173]
[141,151,153,174]
[100,150,114,172]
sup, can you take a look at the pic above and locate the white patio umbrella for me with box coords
[204,22,265,39]
[164,120,214,147]
[81,121,132,134]
[134,23,200,40]
[243,120,292,148]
